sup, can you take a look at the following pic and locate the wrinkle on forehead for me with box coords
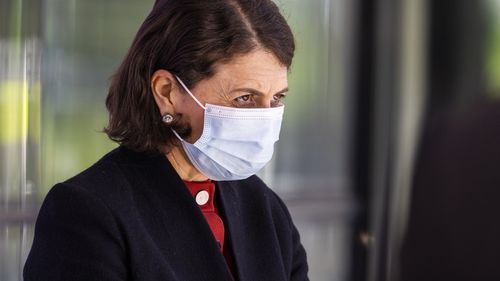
[189,49,288,105]
[211,50,288,94]
[210,79,235,102]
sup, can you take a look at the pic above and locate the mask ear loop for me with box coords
[172,75,205,143]
[171,129,184,142]
[174,75,206,110]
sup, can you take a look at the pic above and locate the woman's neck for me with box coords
[166,145,208,182]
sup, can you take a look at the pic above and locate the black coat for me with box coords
[23,146,309,281]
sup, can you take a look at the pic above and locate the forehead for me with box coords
[211,49,288,90]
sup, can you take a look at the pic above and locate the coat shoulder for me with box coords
[61,147,127,194]
[52,146,163,209]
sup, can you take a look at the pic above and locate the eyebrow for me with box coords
[229,87,289,96]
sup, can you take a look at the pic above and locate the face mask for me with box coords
[172,76,284,181]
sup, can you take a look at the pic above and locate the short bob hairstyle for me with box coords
[104,0,295,153]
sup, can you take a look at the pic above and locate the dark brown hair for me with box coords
[104,0,295,152]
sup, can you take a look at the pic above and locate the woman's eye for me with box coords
[235,95,251,103]
[273,94,286,102]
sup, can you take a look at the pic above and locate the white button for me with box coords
[195,190,210,205]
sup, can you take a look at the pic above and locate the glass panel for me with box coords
[0,0,41,211]
[40,0,152,194]
[1,0,41,279]
[486,0,500,97]
[263,0,357,280]
[0,224,21,281]
[296,218,353,281]
[266,0,354,196]
[0,223,34,281]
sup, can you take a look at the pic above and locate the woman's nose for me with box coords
[257,97,273,108]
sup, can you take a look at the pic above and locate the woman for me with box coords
[24,0,308,280]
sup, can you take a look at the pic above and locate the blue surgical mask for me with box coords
[172,76,284,181]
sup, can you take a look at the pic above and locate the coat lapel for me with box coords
[216,180,287,281]
[116,147,234,280]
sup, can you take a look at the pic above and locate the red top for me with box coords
[183,180,235,277]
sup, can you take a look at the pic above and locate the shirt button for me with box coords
[195,190,210,205]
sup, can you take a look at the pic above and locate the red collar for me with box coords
[183,179,216,212]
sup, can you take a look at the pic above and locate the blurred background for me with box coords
[1,0,499,280]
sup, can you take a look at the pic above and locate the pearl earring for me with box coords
[162,114,174,124]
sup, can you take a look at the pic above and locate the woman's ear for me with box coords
[151,69,179,114]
